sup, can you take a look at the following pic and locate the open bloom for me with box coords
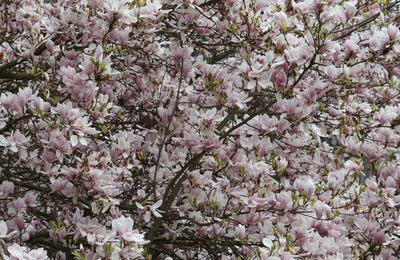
[0,220,8,238]
[294,176,316,198]
[369,30,390,52]
[103,0,137,24]
[7,243,48,260]
[112,216,149,244]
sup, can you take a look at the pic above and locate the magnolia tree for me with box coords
[1,0,400,259]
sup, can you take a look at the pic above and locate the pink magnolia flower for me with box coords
[7,243,48,260]
[294,176,316,198]
[375,106,398,125]
[111,216,149,244]
[370,30,390,52]
[225,88,252,109]
[0,181,14,197]
[387,25,400,41]
[149,200,163,218]
[328,169,347,190]
[344,160,361,172]
[331,1,357,23]
[0,220,17,239]
[103,0,137,24]
[361,142,383,161]
[234,224,246,239]
[276,191,293,210]
[292,0,318,14]
[23,192,37,207]
[285,45,314,66]
[0,130,30,153]
[377,249,397,260]
[344,36,360,55]
[247,67,273,90]
[313,201,331,219]
[273,11,288,29]
[157,107,169,125]
[248,195,269,208]
[354,218,385,244]
[325,65,340,81]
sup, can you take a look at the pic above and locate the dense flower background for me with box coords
[0,0,400,259]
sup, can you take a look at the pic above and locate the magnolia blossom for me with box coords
[0,220,11,239]
[370,30,390,52]
[294,176,316,198]
[7,244,48,260]
[111,216,148,244]
[313,201,331,219]
[103,0,138,24]
[247,62,274,90]
[0,181,14,197]
[273,11,288,29]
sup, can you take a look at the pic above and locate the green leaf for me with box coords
[161,3,177,9]
[99,103,108,111]
[104,242,112,257]
[240,165,247,176]
[318,102,326,110]
[291,192,299,204]
[72,250,86,260]
[98,61,107,72]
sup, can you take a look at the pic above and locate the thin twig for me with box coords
[153,58,185,200]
